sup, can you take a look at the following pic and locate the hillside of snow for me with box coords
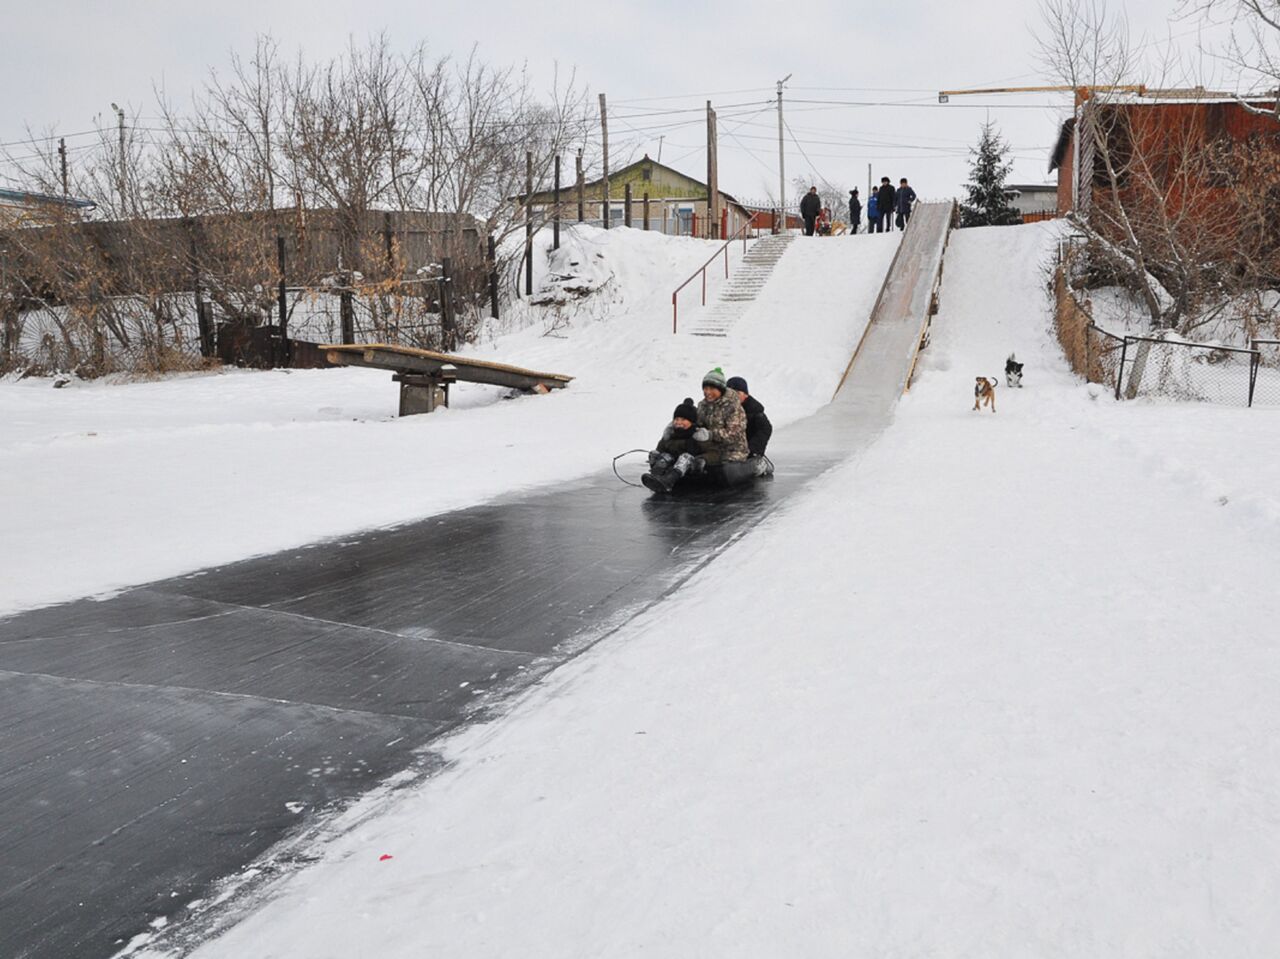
[0,226,899,616]
[171,222,1280,958]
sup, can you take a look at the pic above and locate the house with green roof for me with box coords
[518,155,755,238]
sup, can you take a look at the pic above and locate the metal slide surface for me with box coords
[0,206,953,959]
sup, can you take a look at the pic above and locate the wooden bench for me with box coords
[323,344,573,416]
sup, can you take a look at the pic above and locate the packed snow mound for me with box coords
[530,233,616,305]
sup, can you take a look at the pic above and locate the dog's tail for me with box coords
[991,376,999,387]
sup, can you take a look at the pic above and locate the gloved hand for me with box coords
[692,428,710,442]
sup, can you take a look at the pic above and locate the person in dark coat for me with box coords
[799,186,821,236]
[867,187,881,233]
[726,376,773,474]
[895,177,917,229]
[847,189,861,235]
[878,178,897,232]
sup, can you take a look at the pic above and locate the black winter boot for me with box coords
[641,471,675,494]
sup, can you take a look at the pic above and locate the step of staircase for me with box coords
[684,234,795,338]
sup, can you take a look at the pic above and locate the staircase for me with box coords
[686,233,795,338]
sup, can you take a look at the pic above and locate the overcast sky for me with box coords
[1,0,1247,204]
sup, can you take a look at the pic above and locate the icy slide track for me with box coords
[0,205,953,959]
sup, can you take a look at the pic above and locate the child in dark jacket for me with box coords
[726,376,774,476]
[647,397,701,476]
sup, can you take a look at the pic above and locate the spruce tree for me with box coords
[960,121,1022,227]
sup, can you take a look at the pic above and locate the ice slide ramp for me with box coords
[777,201,955,454]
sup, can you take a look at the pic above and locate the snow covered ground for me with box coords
[10,219,1280,956]
[0,225,898,616]
[140,221,1280,958]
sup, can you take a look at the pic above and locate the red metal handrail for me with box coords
[670,219,754,334]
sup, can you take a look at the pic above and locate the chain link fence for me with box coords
[1055,239,1279,408]
[1113,336,1260,406]
[1251,339,1280,407]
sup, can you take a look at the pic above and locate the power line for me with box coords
[611,87,774,104]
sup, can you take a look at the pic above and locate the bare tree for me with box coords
[1182,0,1280,115]
[0,35,596,375]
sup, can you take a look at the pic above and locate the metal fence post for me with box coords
[1249,341,1260,408]
[1115,337,1128,401]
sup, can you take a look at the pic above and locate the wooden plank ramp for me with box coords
[324,343,572,415]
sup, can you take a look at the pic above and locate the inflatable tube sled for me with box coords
[642,459,761,495]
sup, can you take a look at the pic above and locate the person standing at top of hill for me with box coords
[878,178,897,232]
[867,187,881,233]
[800,186,821,236]
[848,189,862,235]
[896,177,917,229]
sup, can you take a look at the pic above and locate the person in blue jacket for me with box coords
[867,187,880,233]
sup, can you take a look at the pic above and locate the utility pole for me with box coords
[58,138,68,198]
[706,101,720,239]
[111,102,126,212]
[775,80,785,220]
[867,163,872,199]
[599,93,610,229]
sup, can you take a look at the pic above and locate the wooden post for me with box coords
[599,93,610,229]
[643,192,650,231]
[58,137,68,197]
[488,234,499,319]
[440,256,456,352]
[383,211,394,277]
[525,151,533,297]
[706,101,720,238]
[576,150,585,222]
[624,182,632,227]
[189,228,212,358]
[553,154,561,250]
[276,236,288,364]
[340,287,355,344]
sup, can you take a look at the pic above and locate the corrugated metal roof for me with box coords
[0,187,96,210]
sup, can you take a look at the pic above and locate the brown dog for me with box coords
[973,376,997,412]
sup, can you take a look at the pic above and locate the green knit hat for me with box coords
[701,367,727,392]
